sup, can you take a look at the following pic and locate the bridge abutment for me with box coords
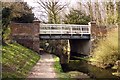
[10,20,40,53]
[69,39,91,56]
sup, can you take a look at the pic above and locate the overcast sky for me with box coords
[23,0,119,21]
[23,0,80,21]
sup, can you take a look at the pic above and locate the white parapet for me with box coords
[40,24,91,35]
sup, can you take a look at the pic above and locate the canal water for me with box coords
[61,57,120,79]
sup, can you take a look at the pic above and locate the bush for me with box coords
[64,9,91,25]
[91,28,119,67]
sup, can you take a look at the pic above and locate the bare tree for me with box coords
[116,1,120,24]
[81,0,94,21]
[104,1,116,25]
[86,0,94,20]
[94,1,102,25]
[37,0,68,23]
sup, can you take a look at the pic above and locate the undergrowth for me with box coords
[91,28,119,67]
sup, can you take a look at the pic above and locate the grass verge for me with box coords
[2,42,40,78]
[53,55,73,80]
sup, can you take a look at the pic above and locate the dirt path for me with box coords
[27,53,57,78]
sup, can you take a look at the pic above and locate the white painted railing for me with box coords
[40,24,91,34]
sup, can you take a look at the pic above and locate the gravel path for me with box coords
[27,53,57,78]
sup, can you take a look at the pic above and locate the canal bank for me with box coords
[61,60,119,79]
[54,53,120,79]
[53,55,90,79]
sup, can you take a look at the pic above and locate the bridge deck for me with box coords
[40,24,91,39]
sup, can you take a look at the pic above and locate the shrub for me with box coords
[91,28,119,66]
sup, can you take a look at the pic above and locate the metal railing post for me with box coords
[50,25,51,35]
[81,26,83,37]
[61,25,62,37]
[88,22,91,34]
[71,26,72,36]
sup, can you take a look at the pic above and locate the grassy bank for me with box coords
[2,43,40,78]
[53,56,70,79]
[53,56,90,79]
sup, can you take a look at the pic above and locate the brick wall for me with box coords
[10,21,40,53]
[91,21,107,39]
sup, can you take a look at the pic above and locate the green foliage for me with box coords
[64,9,91,25]
[2,7,11,18]
[12,13,34,23]
[2,2,34,24]
[2,43,40,78]
[2,7,12,30]
[53,56,89,79]
[53,56,70,79]
[2,2,35,44]
[91,28,119,66]
[2,7,12,45]
[54,56,63,73]
[2,2,33,18]
[2,26,11,43]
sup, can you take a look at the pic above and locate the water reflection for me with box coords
[61,60,119,79]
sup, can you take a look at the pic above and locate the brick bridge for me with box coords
[10,21,99,63]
